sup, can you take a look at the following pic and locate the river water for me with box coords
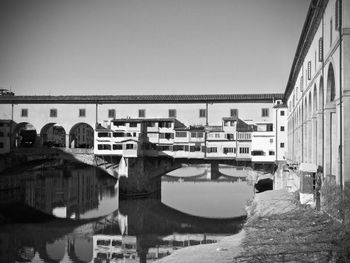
[0,163,253,263]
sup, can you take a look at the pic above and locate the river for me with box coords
[0,163,253,263]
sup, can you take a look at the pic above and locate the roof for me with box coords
[236,119,256,132]
[283,0,328,100]
[206,126,223,132]
[222,117,238,121]
[0,93,284,104]
[273,103,288,109]
[112,117,186,128]
[95,124,110,131]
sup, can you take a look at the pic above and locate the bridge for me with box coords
[0,93,282,153]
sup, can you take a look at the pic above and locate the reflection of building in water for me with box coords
[92,233,222,263]
[0,234,94,263]
[0,174,21,204]
[0,167,101,218]
[27,168,100,218]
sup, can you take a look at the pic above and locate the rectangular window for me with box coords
[159,121,172,128]
[108,109,116,118]
[159,133,174,140]
[300,76,303,92]
[0,131,4,137]
[223,147,234,154]
[266,124,273,131]
[335,0,340,31]
[280,126,285,132]
[280,143,285,148]
[199,109,206,118]
[239,147,250,154]
[169,109,177,118]
[189,145,201,152]
[0,142,3,148]
[147,121,156,127]
[262,108,269,117]
[113,132,124,137]
[50,109,57,118]
[280,110,285,116]
[129,122,137,127]
[269,151,275,156]
[21,108,28,117]
[158,145,172,151]
[79,108,86,117]
[226,133,234,140]
[98,132,110,137]
[307,61,311,80]
[97,144,111,150]
[230,109,238,117]
[319,37,323,62]
[207,147,217,153]
[175,131,187,137]
[138,109,146,118]
[126,144,134,150]
[330,19,333,46]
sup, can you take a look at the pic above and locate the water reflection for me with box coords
[0,166,117,221]
[0,164,252,262]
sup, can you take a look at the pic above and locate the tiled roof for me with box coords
[0,93,284,104]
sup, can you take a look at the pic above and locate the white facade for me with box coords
[94,117,257,161]
[286,0,350,187]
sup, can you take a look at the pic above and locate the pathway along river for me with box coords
[0,163,254,263]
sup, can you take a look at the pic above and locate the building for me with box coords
[285,0,350,188]
[0,120,11,154]
[93,114,287,164]
[251,100,287,164]
[0,93,282,150]
[283,0,350,215]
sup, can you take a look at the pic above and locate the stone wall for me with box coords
[321,175,350,223]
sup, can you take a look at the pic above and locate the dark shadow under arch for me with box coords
[40,123,66,147]
[13,122,37,148]
[69,122,94,148]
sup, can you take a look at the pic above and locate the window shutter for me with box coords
[318,37,323,62]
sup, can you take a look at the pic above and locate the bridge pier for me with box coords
[208,161,220,180]
[118,156,180,198]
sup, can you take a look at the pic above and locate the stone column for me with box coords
[312,115,317,165]
[324,105,336,176]
[302,120,307,163]
[343,91,350,188]
[316,110,324,168]
[65,134,70,149]
[307,118,312,163]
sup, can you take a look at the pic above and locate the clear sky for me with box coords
[0,0,310,96]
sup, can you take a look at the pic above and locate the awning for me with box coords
[299,163,317,173]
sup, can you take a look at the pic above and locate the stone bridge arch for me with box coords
[324,62,338,178]
[40,123,67,147]
[68,122,94,149]
[13,122,38,148]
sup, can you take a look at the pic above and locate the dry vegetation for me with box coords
[234,191,350,263]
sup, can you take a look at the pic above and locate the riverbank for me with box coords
[157,189,349,263]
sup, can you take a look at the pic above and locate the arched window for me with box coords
[327,63,335,103]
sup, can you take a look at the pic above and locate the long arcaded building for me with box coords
[285,0,350,192]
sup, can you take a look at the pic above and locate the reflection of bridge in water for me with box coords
[0,196,246,263]
[163,164,248,182]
